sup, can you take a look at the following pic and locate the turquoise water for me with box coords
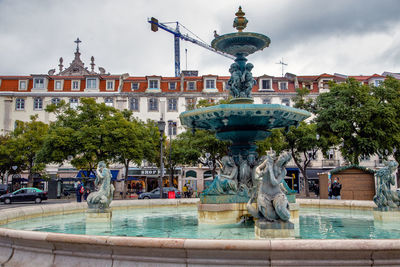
[3,206,400,239]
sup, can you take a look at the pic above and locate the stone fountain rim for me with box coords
[1,198,399,265]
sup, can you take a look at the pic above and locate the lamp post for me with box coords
[168,120,177,187]
[157,118,166,199]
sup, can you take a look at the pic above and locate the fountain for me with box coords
[180,6,310,238]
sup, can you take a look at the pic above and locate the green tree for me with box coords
[11,115,49,186]
[315,78,400,164]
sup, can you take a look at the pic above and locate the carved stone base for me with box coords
[198,203,252,224]
[86,208,112,223]
[373,207,400,222]
[255,220,295,239]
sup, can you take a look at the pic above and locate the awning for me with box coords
[126,176,140,181]
[76,170,119,181]
[306,168,333,180]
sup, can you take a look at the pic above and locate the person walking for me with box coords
[76,181,83,202]
[331,177,342,200]
[84,188,90,201]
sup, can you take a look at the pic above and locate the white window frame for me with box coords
[167,98,178,112]
[148,98,159,111]
[278,81,288,90]
[106,80,115,90]
[129,97,139,111]
[205,79,216,89]
[148,79,159,89]
[54,80,63,91]
[303,83,312,90]
[69,98,79,109]
[15,98,25,111]
[33,97,43,110]
[131,82,139,90]
[373,79,384,87]
[51,98,61,105]
[168,121,177,136]
[104,97,114,107]
[72,80,80,90]
[86,78,98,89]
[169,82,176,90]
[259,78,273,91]
[187,81,196,90]
[18,80,28,91]
[33,77,45,89]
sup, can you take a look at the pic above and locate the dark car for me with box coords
[138,187,181,199]
[0,184,8,196]
[0,187,48,204]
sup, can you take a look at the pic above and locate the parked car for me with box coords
[0,187,48,204]
[0,184,8,196]
[138,187,181,199]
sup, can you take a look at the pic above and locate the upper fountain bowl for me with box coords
[211,32,271,57]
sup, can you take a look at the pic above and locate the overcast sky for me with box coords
[0,0,400,77]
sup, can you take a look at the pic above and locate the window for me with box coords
[187,81,196,90]
[104,97,113,107]
[374,80,383,87]
[304,83,312,90]
[15,98,25,110]
[131,83,139,90]
[205,79,215,89]
[186,98,196,110]
[33,98,43,110]
[169,82,176,90]
[148,98,158,111]
[262,98,271,104]
[322,79,330,89]
[360,155,370,161]
[260,79,272,90]
[55,80,62,90]
[279,82,288,90]
[33,78,45,89]
[106,81,114,90]
[69,98,78,109]
[281,98,290,106]
[19,80,27,90]
[86,78,97,89]
[149,80,159,89]
[168,98,178,112]
[326,149,335,160]
[129,98,139,111]
[72,80,80,90]
[168,121,177,136]
[51,98,61,105]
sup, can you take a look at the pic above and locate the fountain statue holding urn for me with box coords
[87,161,115,211]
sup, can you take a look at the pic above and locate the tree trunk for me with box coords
[300,169,310,197]
[27,160,33,187]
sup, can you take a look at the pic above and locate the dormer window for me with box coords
[279,82,288,90]
[169,82,176,90]
[259,79,273,90]
[54,80,63,90]
[33,78,45,89]
[187,81,196,90]
[205,79,215,89]
[131,83,139,90]
[374,80,383,87]
[18,80,27,90]
[72,80,80,90]
[106,80,114,90]
[86,78,97,89]
[149,80,159,89]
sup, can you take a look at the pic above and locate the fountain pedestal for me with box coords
[255,220,295,239]
[373,207,400,222]
[86,208,112,223]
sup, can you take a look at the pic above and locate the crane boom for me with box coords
[148,17,235,77]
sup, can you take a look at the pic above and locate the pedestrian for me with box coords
[330,177,342,200]
[84,188,90,201]
[314,183,319,197]
[76,181,83,202]
[183,184,188,198]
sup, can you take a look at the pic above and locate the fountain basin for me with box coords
[1,199,400,266]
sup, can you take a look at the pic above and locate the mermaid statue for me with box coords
[247,150,292,221]
[202,156,238,195]
[87,161,115,210]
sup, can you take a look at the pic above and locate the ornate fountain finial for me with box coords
[233,6,248,32]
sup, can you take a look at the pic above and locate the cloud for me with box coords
[0,0,399,77]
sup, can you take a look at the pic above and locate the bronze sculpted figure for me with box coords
[87,161,115,210]
[373,160,399,209]
[202,156,238,195]
[247,151,292,221]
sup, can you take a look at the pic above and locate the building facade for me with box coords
[0,43,397,194]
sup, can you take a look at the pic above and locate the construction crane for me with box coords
[148,17,235,77]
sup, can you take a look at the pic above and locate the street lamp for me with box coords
[168,120,177,187]
[157,118,166,199]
